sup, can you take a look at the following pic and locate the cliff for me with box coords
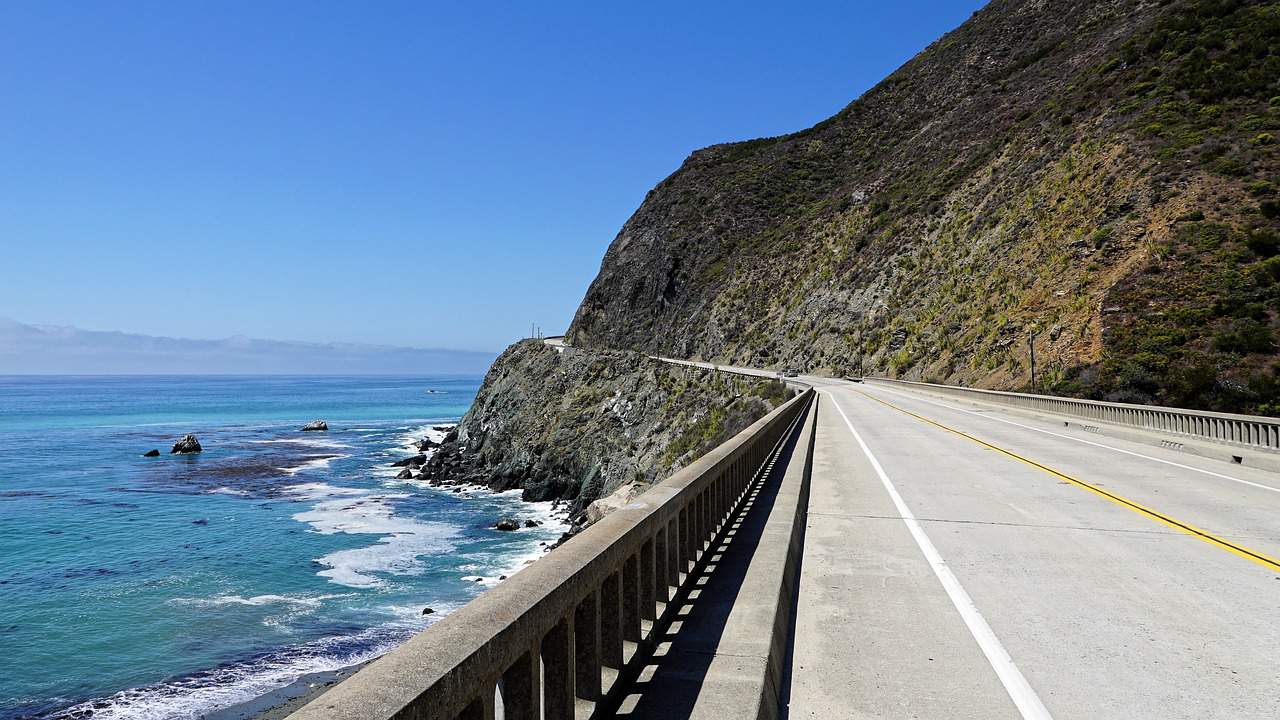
[421,341,790,522]
[568,0,1280,415]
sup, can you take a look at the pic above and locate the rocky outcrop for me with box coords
[142,449,160,457]
[494,517,520,531]
[419,340,790,524]
[566,0,1280,415]
[391,454,427,468]
[170,434,202,454]
[300,420,328,432]
[396,468,415,479]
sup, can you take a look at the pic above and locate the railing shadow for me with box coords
[594,416,804,718]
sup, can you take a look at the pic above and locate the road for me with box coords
[793,376,1280,720]
[640,351,1280,719]
[548,339,1280,717]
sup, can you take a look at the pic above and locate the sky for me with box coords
[0,0,985,353]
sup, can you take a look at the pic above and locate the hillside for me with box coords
[568,0,1280,415]
[421,341,790,525]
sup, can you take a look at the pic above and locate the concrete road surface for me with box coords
[787,376,1280,720]
[639,351,1280,718]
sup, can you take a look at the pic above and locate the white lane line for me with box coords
[866,384,1280,495]
[825,391,1054,720]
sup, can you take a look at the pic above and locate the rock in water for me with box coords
[396,468,415,480]
[142,449,160,457]
[170,434,202,454]
[421,607,435,615]
[494,517,520,531]
[523,519,540,528]
[300,420,328,432]
[390,454,427,468]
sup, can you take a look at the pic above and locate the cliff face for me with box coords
[569,0,1280,415]
[421,341,790,519]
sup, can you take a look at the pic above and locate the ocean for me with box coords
[0,375,565,719]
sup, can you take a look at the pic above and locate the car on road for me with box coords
[783,368,799,377]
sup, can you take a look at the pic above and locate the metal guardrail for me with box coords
[290,387,815,720]
[864,377,1280,454]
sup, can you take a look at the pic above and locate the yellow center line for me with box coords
[850,388,1280,573]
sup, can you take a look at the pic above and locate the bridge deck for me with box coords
[784,378,1280,719]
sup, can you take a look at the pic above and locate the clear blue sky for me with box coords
[0,1,984,352]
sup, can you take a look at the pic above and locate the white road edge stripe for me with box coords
[825,391,1054,720]
[867,384,1280,495]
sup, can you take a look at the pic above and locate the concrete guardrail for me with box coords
[289,387,815,720]
[864,377,1280,454]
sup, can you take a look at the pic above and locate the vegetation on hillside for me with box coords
[569,0,1280,415]
[421,341,789,521]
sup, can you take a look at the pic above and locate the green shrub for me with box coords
[1241,115,1269,132]
[1253,132,1277,146]
[1213,319,1275,355]
[1262,201,1280,219]
[1258,256,1280,282]
[1246,180,1275,197]
[1245,229,1280,257]
[1213,156,1248,176]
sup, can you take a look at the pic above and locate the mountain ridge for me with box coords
[567,0,1280,415]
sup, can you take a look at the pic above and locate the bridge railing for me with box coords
[864,377,1280,454]
[290,387,815,720]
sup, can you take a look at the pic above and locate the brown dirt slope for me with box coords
[568,0,1280,414]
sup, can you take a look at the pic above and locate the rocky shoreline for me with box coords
[416,339,790,535]
[225,343,787,718]
[214,662,369,720]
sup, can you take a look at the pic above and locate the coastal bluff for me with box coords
[420,339,790,525]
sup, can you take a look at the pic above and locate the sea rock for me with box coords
[494,517,520,531]
[524,519,541,528]
[391,454,427,468]
[415,438,440,451]
[171,434,202,454]
[432,425,454,432]
[142,449,160,457]
[396,468,415,480]
[300,420,328,432]
[421,607,435,615]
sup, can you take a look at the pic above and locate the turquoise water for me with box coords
[0,376,565,719]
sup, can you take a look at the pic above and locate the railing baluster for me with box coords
[541,617,574,720]
[640,539,657,622]
[573,591,602,702]
[654,525,670,604]
[501,646,540,720]
[600,571,624,670]
[459,679,498,720]
[666,517,681,589]
[622,553,642,642]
